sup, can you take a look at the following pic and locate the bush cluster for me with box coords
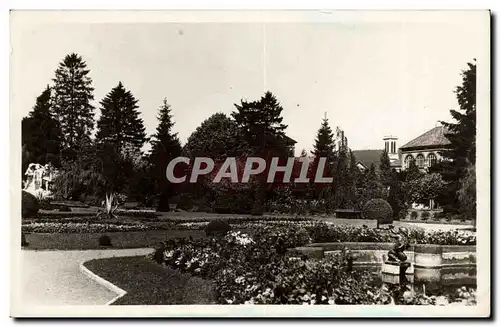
[362,198,393,225]
[153,225,476,305]
[22,191,39,218]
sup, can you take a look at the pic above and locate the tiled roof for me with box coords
[400,126,451,150]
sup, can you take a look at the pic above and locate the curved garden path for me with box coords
[17,248,153,306]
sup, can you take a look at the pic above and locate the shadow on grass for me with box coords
[84,256,216,305]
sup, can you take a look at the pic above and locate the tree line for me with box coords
[21,53,476,219]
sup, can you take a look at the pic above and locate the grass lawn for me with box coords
[23,230,207,250]
[84,256,216,305]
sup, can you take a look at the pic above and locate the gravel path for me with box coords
[16,248,153,306]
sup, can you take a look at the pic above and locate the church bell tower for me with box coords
[383,135,399,162]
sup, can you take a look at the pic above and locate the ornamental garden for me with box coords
[21,53,477,306]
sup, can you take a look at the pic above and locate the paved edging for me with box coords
[79,261,127,305]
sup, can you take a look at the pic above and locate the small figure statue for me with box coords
[387,226,409,263]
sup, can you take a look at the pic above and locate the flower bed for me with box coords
[153,227,476,305]
[22,222,160,233]
[21,218,476,247]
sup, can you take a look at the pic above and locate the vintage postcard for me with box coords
[10,10,490,318]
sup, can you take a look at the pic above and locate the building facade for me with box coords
[353,126,451,173]
[399,126,451,171]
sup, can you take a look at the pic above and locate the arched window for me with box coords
[404,155,414,169]
[416,154,425,168]
[427,153,437,167]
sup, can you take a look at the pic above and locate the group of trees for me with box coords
[21,52,476,219]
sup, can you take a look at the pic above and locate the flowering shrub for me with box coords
[22,222,153,233]
[154,226,476,305]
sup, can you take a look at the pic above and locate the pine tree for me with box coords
[312,117,335,161]
[149,98,182,211]
[379,150,392,186]
[232,91,290,207]
[232,91,289,157]
[22,86,63,173]
[300,149,308,157]
[52,53,95,151]
[434,60,476,213]
[96,82,146,153]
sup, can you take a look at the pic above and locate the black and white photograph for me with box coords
[9,10,490,318]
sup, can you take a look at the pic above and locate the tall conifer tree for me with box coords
[96,82,146,153]
[52,53,95,151]
[22,85,63,172]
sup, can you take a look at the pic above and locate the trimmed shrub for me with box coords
[58,206,72,212]
[205,219,231,237]
[421,211,431,220]
[410,211,419,220]
[98,235,112,247]
[22,191,39,218]
[362,198,393,228]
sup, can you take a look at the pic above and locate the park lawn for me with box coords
[23,230,207,250]
[84,256,216,305]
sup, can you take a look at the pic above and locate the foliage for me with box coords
[410,211,419,220]
[407,173,445,204]
[22,191,40,218]
[379,150,392,185]
[362,198,393,226]
[232,91,291,158]
[51,53,95,152]
[405,160,422,182]
[421,211,431,220]
[183,112,249,160]
[21,221,156,233]
[154,224,475,305]
[387,172,407,220]
[21,86,63,173]
[98,235,112,247]
[52,160,107,200]
[312,117,335,163]
[149,98,183,211]
[205,219,231,237]
[96,82,146,152]
[331,148,358,209]
[457,164,476,222]
[96,193,119,219]
[358,163,386,207]
[433,61,476,212]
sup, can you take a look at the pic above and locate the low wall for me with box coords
[288,242,476,286]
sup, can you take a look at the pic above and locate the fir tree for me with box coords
[312,117,335,162]
[96,82,146,152]
[433,60,476,213]
[300,149,308,157]
[22,85,63,172]
[149,98,182,211]
[52,53,95,151]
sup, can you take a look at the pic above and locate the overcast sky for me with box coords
[11,12,489,155]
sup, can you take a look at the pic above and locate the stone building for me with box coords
[353,126,451,173]
[399,126,451,171]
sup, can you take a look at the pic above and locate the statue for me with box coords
[387,226,409,262]
[387,226,411,287]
